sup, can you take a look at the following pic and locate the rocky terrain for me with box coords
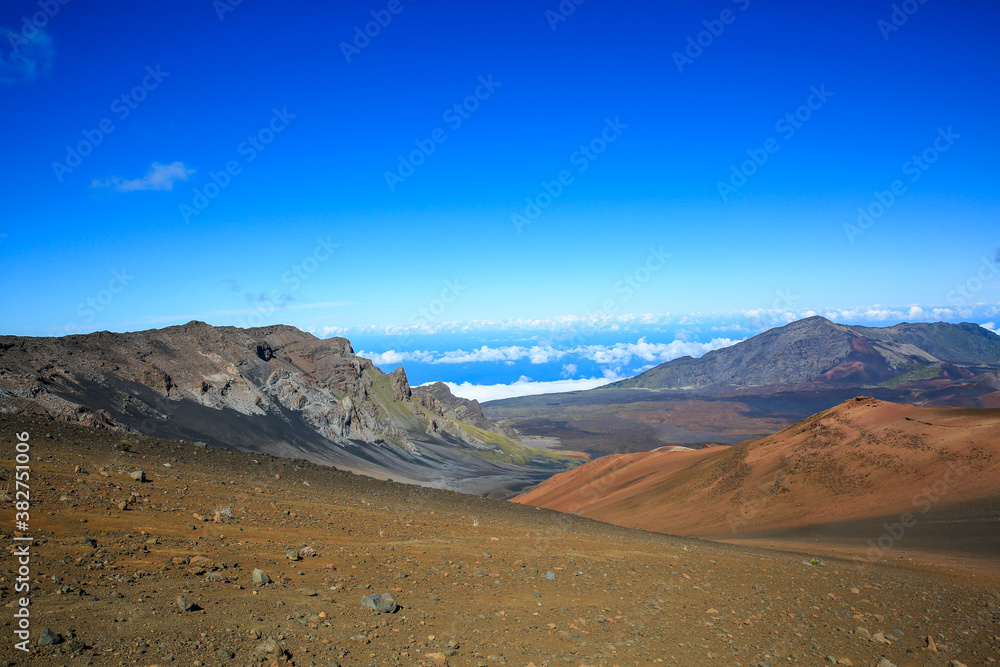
[0,323,580,496]
[514,398,1000,577]
[485,318,1000,453]
[1,412,998,666]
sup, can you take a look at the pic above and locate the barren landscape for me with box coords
[514,397,1000,580]
[3,412,999,666]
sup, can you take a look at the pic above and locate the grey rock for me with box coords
[81,537,97,548]
[129,470,146,482]
[286,549,300,561]
[544,571,556,580]
[176,595,197,612]
[256,637,280,654]
[252,568,270,585]
[855,626,871,639]
[361,592,399,613]
[37,627,61,646]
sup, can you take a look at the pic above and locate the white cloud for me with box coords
[984,322,999,335]
[434,376,619,403]
[93,161,195,192]
[357,337,737,371]
[0,28,54,85]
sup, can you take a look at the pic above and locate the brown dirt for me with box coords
[514,399,1000,577]
[1,413,998,666]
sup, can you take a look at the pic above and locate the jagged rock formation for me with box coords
[0,322,578,495]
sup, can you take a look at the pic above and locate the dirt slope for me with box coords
[514,398,1000,571]
[2,413,998,666]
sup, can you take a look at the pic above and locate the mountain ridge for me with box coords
[0,321,579,496]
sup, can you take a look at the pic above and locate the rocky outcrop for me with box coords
[0,322,580,493]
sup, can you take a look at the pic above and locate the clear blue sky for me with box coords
[2,0,998,339]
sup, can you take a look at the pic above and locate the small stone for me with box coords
[361,593,399,613]
[544,571,555,580]
[256,637,280,654]
[854,626,871,639]
[927,635,938,652]
[129,470,145,482]
[81,537,97,548]
[877,660,897,667]
[426,652,448,666]
[286,549,300,561]
[37,627,61,646]
[252,568,271,585]
[176,595,197,612]
[117,501,129,511]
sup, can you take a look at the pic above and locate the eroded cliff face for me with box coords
[0,322,579,494]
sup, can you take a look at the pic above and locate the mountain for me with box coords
[514,397,1000,566]
[609,316,1000,390]
[0,322,580,496]
[484,318,1000,454]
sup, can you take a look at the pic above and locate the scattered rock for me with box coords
[81,537,97,548]
[544,571,555,580]
[927,635,938,652]
[37,627,61,646]
[256,637,280,654]
[361,593,399,613]
[252,568,271,585]
[286,549,300,561]
[176,595,198,612]
[129,470,146,482]
[854,626,871,639]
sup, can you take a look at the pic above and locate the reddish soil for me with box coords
[3,412,999,666]
[514,398,1000,579]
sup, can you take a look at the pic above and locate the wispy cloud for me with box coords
[0,28,54,85]
[92,161,195,192]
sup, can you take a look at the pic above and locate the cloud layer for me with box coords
[358,336,738,371]
[431,376,618,403]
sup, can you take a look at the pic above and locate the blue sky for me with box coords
[2,0,999,397]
